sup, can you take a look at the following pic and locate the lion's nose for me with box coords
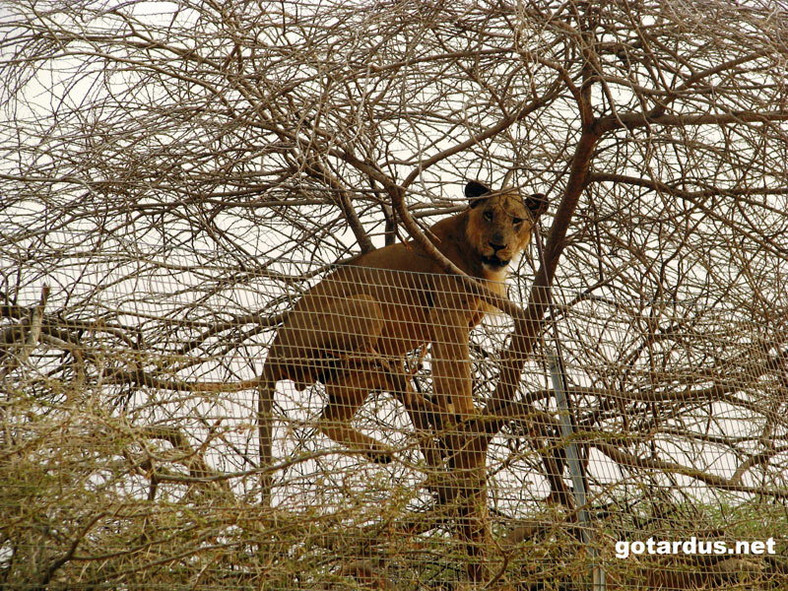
[489,241,505,252]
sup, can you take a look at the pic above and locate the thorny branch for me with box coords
[1,0,787,587]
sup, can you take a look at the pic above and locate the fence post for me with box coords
[549,353,605,591]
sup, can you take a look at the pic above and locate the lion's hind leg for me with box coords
[319,367,396,464]
[278,292,395,462]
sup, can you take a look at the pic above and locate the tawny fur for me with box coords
[258,181,547,463]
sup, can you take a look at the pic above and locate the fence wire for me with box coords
[1,254,786,590]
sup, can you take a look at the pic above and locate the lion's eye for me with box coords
[512,217,524,226]
[483,211,493,221]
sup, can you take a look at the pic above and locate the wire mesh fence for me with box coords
[2,253,785,590]
[3,0,788,587]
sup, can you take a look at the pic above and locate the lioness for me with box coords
[258,181,547,465]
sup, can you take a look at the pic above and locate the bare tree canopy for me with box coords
[1,0,787,588]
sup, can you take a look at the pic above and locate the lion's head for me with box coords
[464,180,548,273]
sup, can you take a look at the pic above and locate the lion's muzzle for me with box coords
[482,241,512,270]
[481,254,510,269]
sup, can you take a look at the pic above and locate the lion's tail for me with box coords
[257,365,277,505]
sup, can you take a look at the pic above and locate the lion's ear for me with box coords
[465,181,492,208]
[525,193,548,219]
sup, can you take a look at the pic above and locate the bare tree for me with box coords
[1,0,787,588]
